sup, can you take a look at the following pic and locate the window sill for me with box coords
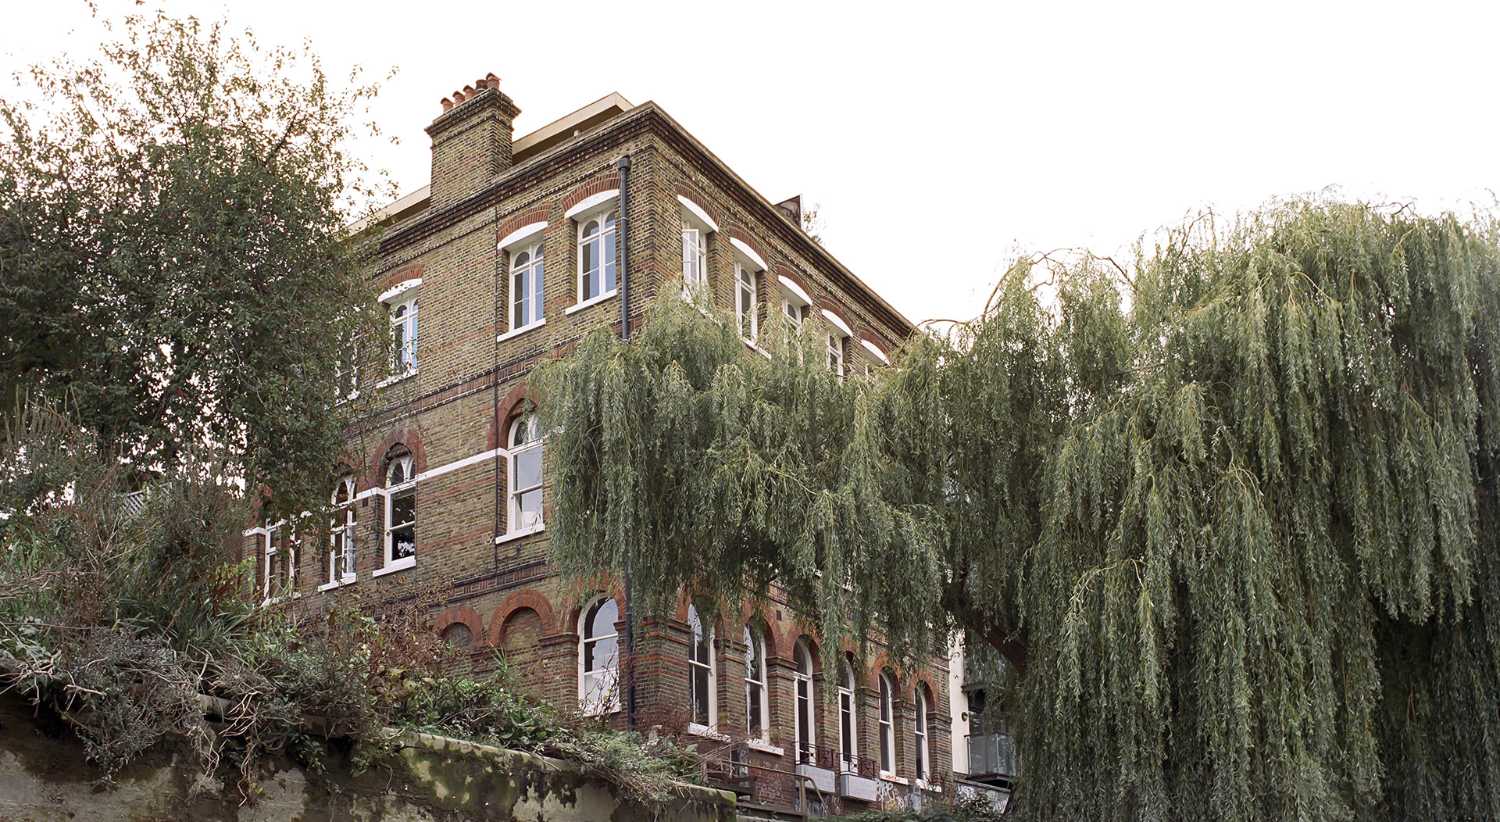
[879,773,909,786]
[376,369,417,389]
[372,556,416,577]
[497,319,546,344]
[317,575,357,592]
[741,337,770,358]
[565,290,618,315]
[687,723,731,742]
[581,704,621,718]
[334,390,361,406]
[746,739,785,756]
[494,525,544,545]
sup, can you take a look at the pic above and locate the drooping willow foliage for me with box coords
[533,200,1500,820]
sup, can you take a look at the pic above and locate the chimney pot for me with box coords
[426,70,519,209]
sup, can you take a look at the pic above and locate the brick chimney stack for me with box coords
[426,72,520,210]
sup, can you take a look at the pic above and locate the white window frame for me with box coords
[878,671,896,777]
[734,261,760,343]
[382,281,420,381]
[838,657,859,772]
[579,597,622,716]
[322,476,357,590]
[794,640,817,764]
[506,413,544,537]
[260,520,292,604]
[826,332,846,378]
[681,224,708,300]
[914,685,930,782]
[744,626,770,743]
[687,605,717,731]
[508,241,545,334]
[571,196,620,310]
[388,300,418,377]
[379,455,416,575]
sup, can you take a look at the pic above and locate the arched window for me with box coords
[878,671,896,776]
[327,475,356,586]
[794,639,816,764]
[389,298,418,374]
[261,519,288,603]
[687,605,715,729]
[838,656,859,771]
[507,413,543,535]
[735,262,758,341]
[579,597,620,715]
[509,243,544,331]
[914,683,932,781]
[744,626,769,742]
[681,222,707,298]
[826,332,846,377]
[383,454,416,571]
[576,210,618,303]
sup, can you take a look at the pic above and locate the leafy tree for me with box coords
[0,9,389,514]
[533,201,1500,820]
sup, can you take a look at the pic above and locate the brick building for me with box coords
[246,74,950,816]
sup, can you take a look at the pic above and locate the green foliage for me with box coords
[0,403,699,805]
[0,8,391,516]
[840,793,1006,822]
[534,200,1500,820]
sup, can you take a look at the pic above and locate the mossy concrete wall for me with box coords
[0,695,735,821]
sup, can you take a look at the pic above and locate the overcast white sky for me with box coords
[6,1,1498,325]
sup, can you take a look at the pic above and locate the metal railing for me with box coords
[966,732,1019,778]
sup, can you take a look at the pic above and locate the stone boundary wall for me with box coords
[0,694,735,821]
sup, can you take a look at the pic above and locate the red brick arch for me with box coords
[560,584,625,634]
[674,183,723,229]
[725,225,771,270]
[434,605,484,643]
[561,175,619,213]
[496,207,549,245]
[737,606,780,659]
[377,263,425,294]
[487,588,557,647]
[488,381,535,449]
[771,265,815,304]
[857,330,893,364]
[366,428,427,488]
[817,302,853,335]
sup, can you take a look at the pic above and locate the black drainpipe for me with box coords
[616,153,637,731]
[617,154,632,341]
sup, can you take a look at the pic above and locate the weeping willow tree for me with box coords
[532,200,1500,820]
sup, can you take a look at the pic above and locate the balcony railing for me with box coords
[967,732,1018,778]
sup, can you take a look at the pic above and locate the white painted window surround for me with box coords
[378,278,423,304]
[497,221,547,251]
[687,605,716,729]
[381,455,416,575]
[574,200,619,306]
[579,597,622,715]
[821,308,854,338]
[676,195,719,233]
[729,237,768,272]
[861,338,891,365]
[564,189,619,220]
[778,274,813,306]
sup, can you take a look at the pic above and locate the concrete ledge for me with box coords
[0,692,736,821]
